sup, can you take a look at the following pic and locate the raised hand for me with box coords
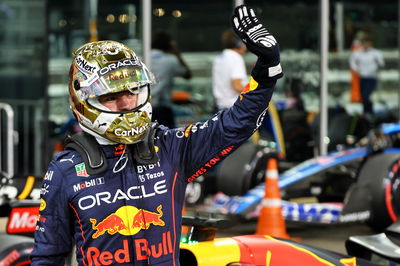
[232,5,282,80]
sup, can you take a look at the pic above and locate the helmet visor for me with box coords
[80,65,154,100]
[87,84,150,113]
[79,65,153,113]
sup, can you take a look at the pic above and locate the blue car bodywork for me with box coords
[207,123,400,227]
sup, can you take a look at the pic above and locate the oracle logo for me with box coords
[7,207,39,234]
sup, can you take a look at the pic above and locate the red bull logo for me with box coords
[86,231,174,265]
[241,83,251,94]
[87,239,130,265]
[240,77,259,100]
[133,205,165,229]
[114,144,127,155]
[90,205,164,238]
[184,124,193,138]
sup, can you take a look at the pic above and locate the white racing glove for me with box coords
[232,5,283,82]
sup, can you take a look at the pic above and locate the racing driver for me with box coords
[31,5,283,266]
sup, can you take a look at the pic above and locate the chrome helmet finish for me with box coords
[69,40,155,144]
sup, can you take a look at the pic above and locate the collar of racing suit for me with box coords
[65,122,159,175]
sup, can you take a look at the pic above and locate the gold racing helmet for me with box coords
[68,40,156,144]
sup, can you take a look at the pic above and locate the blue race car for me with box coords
[201,123,400,232]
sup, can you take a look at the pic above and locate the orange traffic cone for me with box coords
[256,158,290,239]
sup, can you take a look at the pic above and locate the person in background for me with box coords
[30,5,283,265]
[151,31,192,128]
[212,29,247,111]
[349,35,385,116]
[348,30,367,103]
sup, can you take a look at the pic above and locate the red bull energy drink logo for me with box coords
[114,144,127,155]
[240,77,259,100]
[90,205,164,238]
[86,231,174,265]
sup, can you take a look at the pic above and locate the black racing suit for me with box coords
[30,77,275,265]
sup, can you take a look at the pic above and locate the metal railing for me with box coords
[0,103,15,179]
[0,100,46,177]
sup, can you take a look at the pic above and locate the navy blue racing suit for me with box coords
[30,77,275,265]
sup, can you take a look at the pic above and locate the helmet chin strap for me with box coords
[131,122,159,164]
[64,122,160,175]
[95,134,116,145]
[79,124,116,145]
[113,145,128,173]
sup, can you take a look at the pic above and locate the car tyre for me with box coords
[358,153,400,232]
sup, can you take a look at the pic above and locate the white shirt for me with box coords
[349,47,384,78]
[212,49,247,109]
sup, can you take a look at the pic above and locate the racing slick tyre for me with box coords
[185,176,205,206]
[0,233,34,265]
[216,142,271,196]
[358,153,400,232]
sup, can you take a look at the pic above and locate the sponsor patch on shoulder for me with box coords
[75,162,90,177]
